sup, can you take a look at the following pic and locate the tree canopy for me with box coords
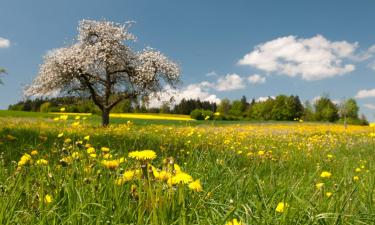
[25,20,180,126]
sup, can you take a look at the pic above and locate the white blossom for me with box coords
[25,19,180,118]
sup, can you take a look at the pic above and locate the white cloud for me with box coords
[205,71,217,77]
[248,74,266,84]
[238,35,357,81]
[215,73,245,91]
[147,83,220,108]
[369,61,375,71]
[364,103,375,110]
[355,88,375,99]
[0,37,10,48]
[256,96,275,102]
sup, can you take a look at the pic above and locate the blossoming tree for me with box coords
[25,20,180,126]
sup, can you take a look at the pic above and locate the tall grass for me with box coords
[0,116,374,224]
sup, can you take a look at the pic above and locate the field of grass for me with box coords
[0,111,375,224]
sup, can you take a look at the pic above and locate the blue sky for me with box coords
[1,0,375,119]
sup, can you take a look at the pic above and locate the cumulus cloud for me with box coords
[215,73,245,91]
[205,70,218,77]
[0,37,10,48]
[238,35,357,81]
[248,74,266,84]
[147,84,220,108]
[355,88,375,99]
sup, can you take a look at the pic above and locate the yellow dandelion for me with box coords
[101,147,110,152]
[128,150,157,161]
[31,150,38,155]
[320,171,332,178]
[353,176,359,181]
[275,202,288,213]
[326,192,333,198]
[188,180,203,192]
[87,147,95,154]
[57,132,64,138]
[44,194,53,204]
[101,160,120,170]
[84,135,90,141]
[315,183,324,189]
[355,168,361,172]
[168,172,193,185]
[36,159,48,165]
[225,218,244,225]
[60,107,66,112]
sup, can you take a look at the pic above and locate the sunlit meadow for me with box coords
[0,112,375,224]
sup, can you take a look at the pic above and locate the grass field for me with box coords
[0,110,374,224]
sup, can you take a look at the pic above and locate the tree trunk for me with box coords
[102,108,110,127]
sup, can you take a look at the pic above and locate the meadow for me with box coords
[0,111,374,224]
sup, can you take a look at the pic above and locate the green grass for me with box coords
[0,113,374,224]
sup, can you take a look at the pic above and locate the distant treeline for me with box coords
[8,95,368,125]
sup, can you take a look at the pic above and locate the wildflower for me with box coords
[101,147,110,152]
[258,150,265,156]
[174,163,182,173]
[84,135,90,141]
[87,147,95,154]
[103,153,112,159]
[64,138,72,143]
[44,194,53,204]
[57,132,64,138]
[355,168,361,172]
[320,171,332,178]
[18,153,32,167]
[353,176,359,181]
[188,180,203,192]
[101,159,120,170]
[315,183,324,189]
[31,150,38,155]
[327,154,333,159]
[60,115,68,120]
[72,121,80,127]
[115,170,141,185]
[128,150,157,161]
[60,107,66,112]
[75,115,80,120]
[326,192,333,198]
[89,153,97,158]
[225,218,244,225]
[53,117,60,121]
[72,152,80,159]
[36,159,48,165]
[168,172,193,185]
[60,156,72,165]
[275,202,288,213]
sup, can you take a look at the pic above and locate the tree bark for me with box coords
[102,108,110,127]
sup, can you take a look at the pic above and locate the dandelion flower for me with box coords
[320,171,332,178]
[128,150,157,161]
[326,192,333,198]
[44,194,53,204]
[225,218,244,225]
[84,135,90,141]
[188,180,203,192]
[31,150,38,155]
[315,183,324,189]
[101,160,120,170]
[36,159,48,165]
[168,172,193,185]
[275,202,288,213]
[353,176,359,181]
[57,132,64,138]
[101,147,110,152]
